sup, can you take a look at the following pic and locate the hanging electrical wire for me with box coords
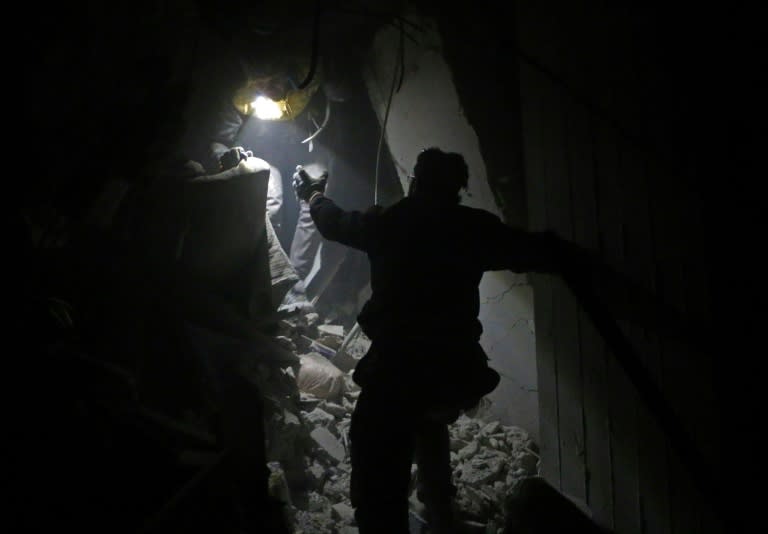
[374,18,405,206]
[301,97,332,144]
[296,2,324,89]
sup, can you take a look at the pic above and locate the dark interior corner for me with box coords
[12,1,765,533]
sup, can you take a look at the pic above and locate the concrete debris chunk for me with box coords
[318,324,345,337]
[260,318,544,534]
[435,413,541,530]
[299,392,322,411]
[342,394,356,412]
[481,421,500,435]
[457,440,479,460]
[307,460,327,489]
[310,426,346,463]
[511,449,539,474]
[304,407,336,427]
[293,509,336,534]
[323,471,352,503]
[458,484,492,517]
[331,502,356,523]
[307,491,332,516]
[459,451,506,486]
[318,400,348,418]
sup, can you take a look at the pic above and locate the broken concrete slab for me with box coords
[304,407,336,427]
[318,400,347,419]
[318,324,344,337]
[331,501,355,523]
[310,426,346,463]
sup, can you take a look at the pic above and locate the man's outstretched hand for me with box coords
[292,165,328,202]
[218,146,253,171]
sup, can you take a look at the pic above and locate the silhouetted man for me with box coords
[293,147,590,533]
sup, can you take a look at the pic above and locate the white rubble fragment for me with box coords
[305,407,336,427]
[442,413,542,529]
[318,400,348,418]
[336,459,352,473]
[300,392,322,411]
[458,450,506,486]
[307,491,332,516]
[323,472,352,503]
[293,509,335,533]
[281,365,296,379]
[331,502,356,523]
[509,449,539,474]
[457,440,479,460]
[458,484,491,517]
[481,421,500,435]
[310,426,346,463]
[342,395,357,412]
[318,324,345,337]
[307,460,327,488]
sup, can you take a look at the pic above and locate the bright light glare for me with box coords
[252,96,284,120]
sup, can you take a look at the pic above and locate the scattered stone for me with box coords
[293,509,335,534]
[310,426,346,463]
[304,407,336,426]
[318,324,345,337]
[319,400,348,419]
[481,421,500,435]
[458,440,479,460]
[331,502,356,523]
[307,460,327,489]
[323,472,352,503]
[260,312,542,534]
[307,491,332,516]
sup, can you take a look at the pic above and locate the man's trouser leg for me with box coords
[415,420,457,533]
[350,384,414,534]
[288,200,321,281]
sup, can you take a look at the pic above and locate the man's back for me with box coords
[359,196,508,342]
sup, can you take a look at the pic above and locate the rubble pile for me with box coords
[262,315,540,533]
[447,416,540,533]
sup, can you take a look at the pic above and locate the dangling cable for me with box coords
[374,18,405,206]
[301,97,331,144]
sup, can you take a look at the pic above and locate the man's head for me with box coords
[409,147,469,203]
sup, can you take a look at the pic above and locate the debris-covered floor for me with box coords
[257,308,541,534]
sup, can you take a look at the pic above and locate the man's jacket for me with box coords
[309,194,563,343]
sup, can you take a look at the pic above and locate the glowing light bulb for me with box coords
[251,95,284,120]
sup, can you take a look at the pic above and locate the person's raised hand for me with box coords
[292,165,328,202]
[218,146,253,171]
